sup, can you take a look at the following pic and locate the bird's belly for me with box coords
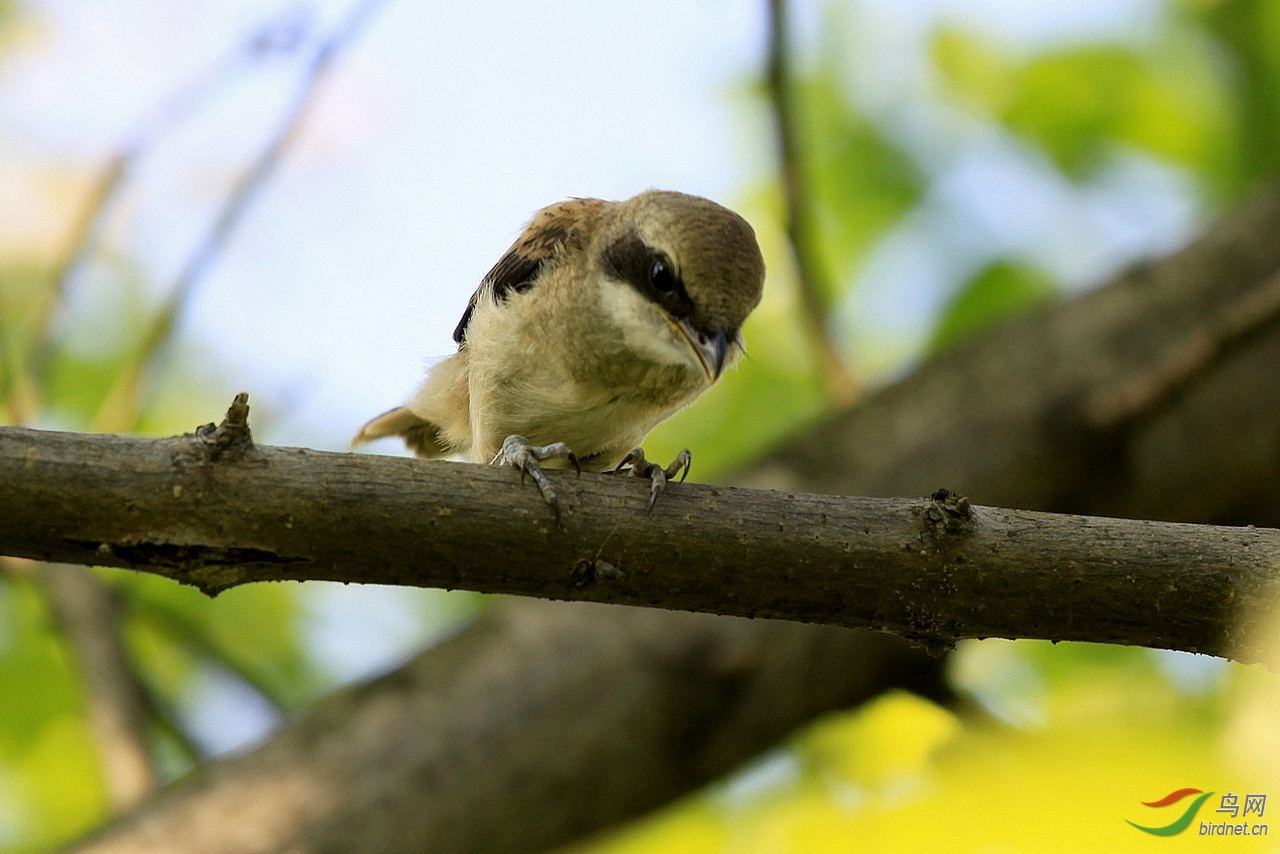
[491,392,669,469]
[468,340,706,467]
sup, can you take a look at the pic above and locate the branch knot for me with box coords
[925,488,973,535]
[193,393,255,462]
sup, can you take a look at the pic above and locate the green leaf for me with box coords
[0,579,108,846]
[791,56,925,288]
[118,572,321,713]
[1188,0,1280,194]
[927,260,1056,354]
[931,28,1234,184]
[931,26,1016,115]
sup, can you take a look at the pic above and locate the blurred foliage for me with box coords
[0,7,473,849]
[0,580,106,851]
[933,29,1236,191]
[0,2,20,45]
[792,53,925,293]
[594,649,1279,853]
[1191,0,1280,194]
[925,260,1056,355]
[3,0,1280,851]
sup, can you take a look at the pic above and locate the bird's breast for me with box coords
[464,283,710,466]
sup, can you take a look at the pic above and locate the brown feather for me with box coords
[452,199,608,345]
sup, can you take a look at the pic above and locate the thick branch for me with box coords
[2,422,1277,664]
[68,601,940,854]
[743,184,1280,528]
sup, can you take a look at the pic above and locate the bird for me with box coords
[353,189,766,516]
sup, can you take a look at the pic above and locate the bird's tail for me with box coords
[351,406,451,458]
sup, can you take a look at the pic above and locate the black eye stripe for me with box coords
[602,234,695,320]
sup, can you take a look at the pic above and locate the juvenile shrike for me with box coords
[354,190,766,514]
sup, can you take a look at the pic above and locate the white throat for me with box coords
[598,280,701,372]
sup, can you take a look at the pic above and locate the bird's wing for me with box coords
[451,198,608,345]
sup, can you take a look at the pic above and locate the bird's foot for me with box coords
[493,435,580,520]
[613,447,691,514]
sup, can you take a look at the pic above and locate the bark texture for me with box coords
[60,183,1280,852]
[65,603,940,854]
[4,429,1279,662]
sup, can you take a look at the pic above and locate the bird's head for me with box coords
[594,190,766,384]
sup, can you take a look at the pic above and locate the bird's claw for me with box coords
[613,447,691,513]
[493,435,580,520]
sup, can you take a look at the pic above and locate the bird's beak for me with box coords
[674,319,730,383]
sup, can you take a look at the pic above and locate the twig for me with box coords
[136,605,292,719]
[92,0,391,432]
[764,0,860,406]
[193,392,255,461]
[32,565,156,809]
[24,5,314,401]
[1085,268,1280,430]
[0,316,36,424]
[3,5,385,818]
[4,552,158,808]
[136,679,206,767]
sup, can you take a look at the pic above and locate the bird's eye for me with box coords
[648,257,676,293]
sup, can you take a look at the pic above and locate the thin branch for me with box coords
[92,0,391,432]
[2,411,1277,665]
[0,316,36,424]
[1085,267,1280,429]
[32,564,156,808]
[2,558,159,807]
[136,679,207,768]
[133,600,291,717]
[25,5,314,398]
[764,0,860,406]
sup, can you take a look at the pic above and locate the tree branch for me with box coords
[742,184,1280,528]
[764,0,860,405]
[24,6,314,405]
[30,564,157,808]
[68,600,943,854]
[4,5,384,809]
[2,411,1276,665]
[1083,267,1280,430]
